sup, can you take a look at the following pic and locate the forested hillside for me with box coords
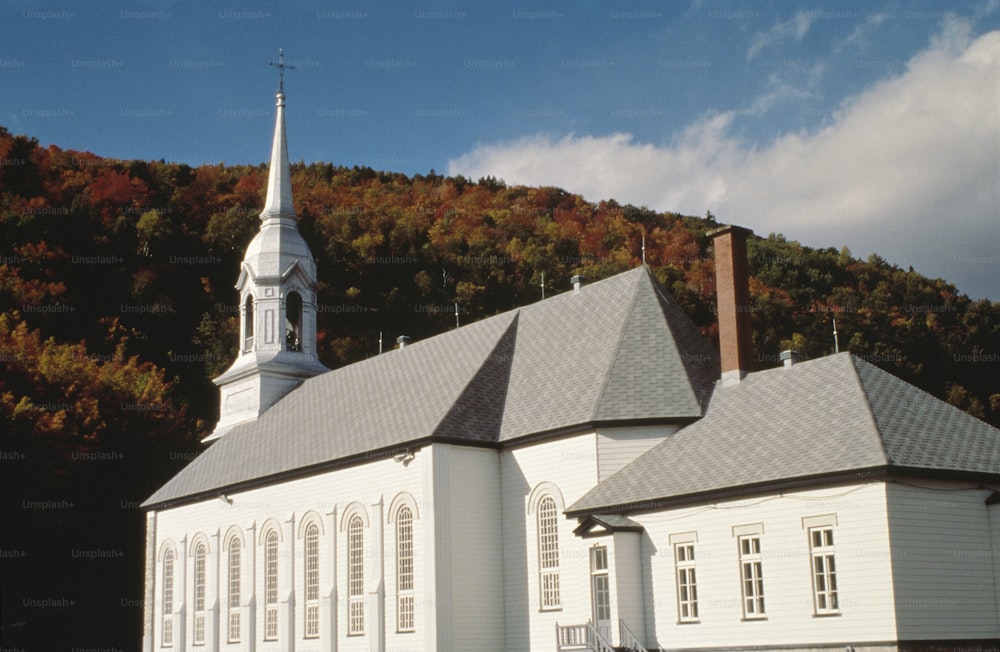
[1,124,998,645]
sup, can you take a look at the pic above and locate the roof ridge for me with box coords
[590,267,646,421]
[843,354,894,465]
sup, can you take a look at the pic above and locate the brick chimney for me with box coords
[709,225,754,385]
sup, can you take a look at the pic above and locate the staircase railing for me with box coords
[619,618,649,652]
[556,621,615,652]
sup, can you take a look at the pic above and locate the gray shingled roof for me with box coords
[568,353,1000,515]
[144,266,718,508]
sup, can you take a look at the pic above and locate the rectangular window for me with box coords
[193,544,206,645]
[738,535,765,618]
[348,516,365,635]
[304,525,320,638]
[396,507,415,632]
[228,541,241,643]
[162,550,174,647]
[675,543,699,622]
[264,532,279,640]
[537,496,561,609]
[809,527,839,614]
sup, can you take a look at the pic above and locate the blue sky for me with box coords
[2,0,998,299]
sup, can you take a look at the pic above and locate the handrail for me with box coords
[556,621,615,652]
[619,618,649,652]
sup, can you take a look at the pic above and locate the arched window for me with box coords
[396,506,414,632]
[537,496,561,609]
[243,295,255,353]
[264,530,279,640]
[348,515,365,635]
[162,548,175,646]
[228,538,241,643]
[304,523,320,638]
[285,291,302,351]
[193,543,206,644]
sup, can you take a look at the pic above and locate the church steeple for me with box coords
[261,60,295,221]
[205,61,328,442]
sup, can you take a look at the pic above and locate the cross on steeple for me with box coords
[268,49,295,93]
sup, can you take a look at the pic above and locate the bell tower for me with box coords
[206,53,328,441]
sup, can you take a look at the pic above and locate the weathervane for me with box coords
[268,49,295,93]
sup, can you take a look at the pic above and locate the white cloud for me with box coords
[747,11,813,60]
[448,29,1000,299]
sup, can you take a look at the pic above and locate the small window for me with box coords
[285,291,302,352]
[675,543,699,622]
[809,527,839,614]
[264,530,279,640]
[348,515,365,635]
[243,295,255,353]
[537,496,561,609]
[304,524,320,638]
[162,548,174,647]
[738,535,765,618]
[193,543,206,645]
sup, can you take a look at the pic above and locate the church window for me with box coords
[537,495,561,609]
[228,537,241,642]
[809,527,839,614]
[285,291,303,352]
[738,535,765,618]
[243,295,255,353]
[396,506,414,632]
[162,548,174,646]
[348,514,365,635]
[304,523,320,638]
[193,543,206,644]
[674,543,699,622]
[264,530,279,640]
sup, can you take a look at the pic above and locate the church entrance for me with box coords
[590,545,612,641]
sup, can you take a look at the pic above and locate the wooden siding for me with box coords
[885,481,1000,639]
[637,481,899,649]
[150,448,428,652]
[596,424,680,482]
[501,432,602,650]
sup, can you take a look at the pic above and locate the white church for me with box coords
[141,81,1000,651]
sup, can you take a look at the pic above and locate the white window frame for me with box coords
[738,534,766,619]
[264,530,279,641]
[193,543,206,645]
[675,543,699,622]
[537,495,561,610]
[227,537,241,643]
[396,506,415,632]
[348,515,365,635]
[162,548,174,647]
[304,523,320,638]
[809,526,839,615]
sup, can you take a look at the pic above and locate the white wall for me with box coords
[436,444,506,651]
[636,481,900,649]
[596,424,680,482]
[149,447,428,652]
[885,481,1000,639]
[501,431,611,650]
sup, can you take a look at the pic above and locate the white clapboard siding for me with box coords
[596,424,681,482]
[501,431,603,651]
[637,481,899,649]
[438,444,507,651]
[885,481,1000,638]
[152,448,427,652]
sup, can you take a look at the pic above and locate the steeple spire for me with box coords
[206,61,328,442]
[261,50,296,222]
